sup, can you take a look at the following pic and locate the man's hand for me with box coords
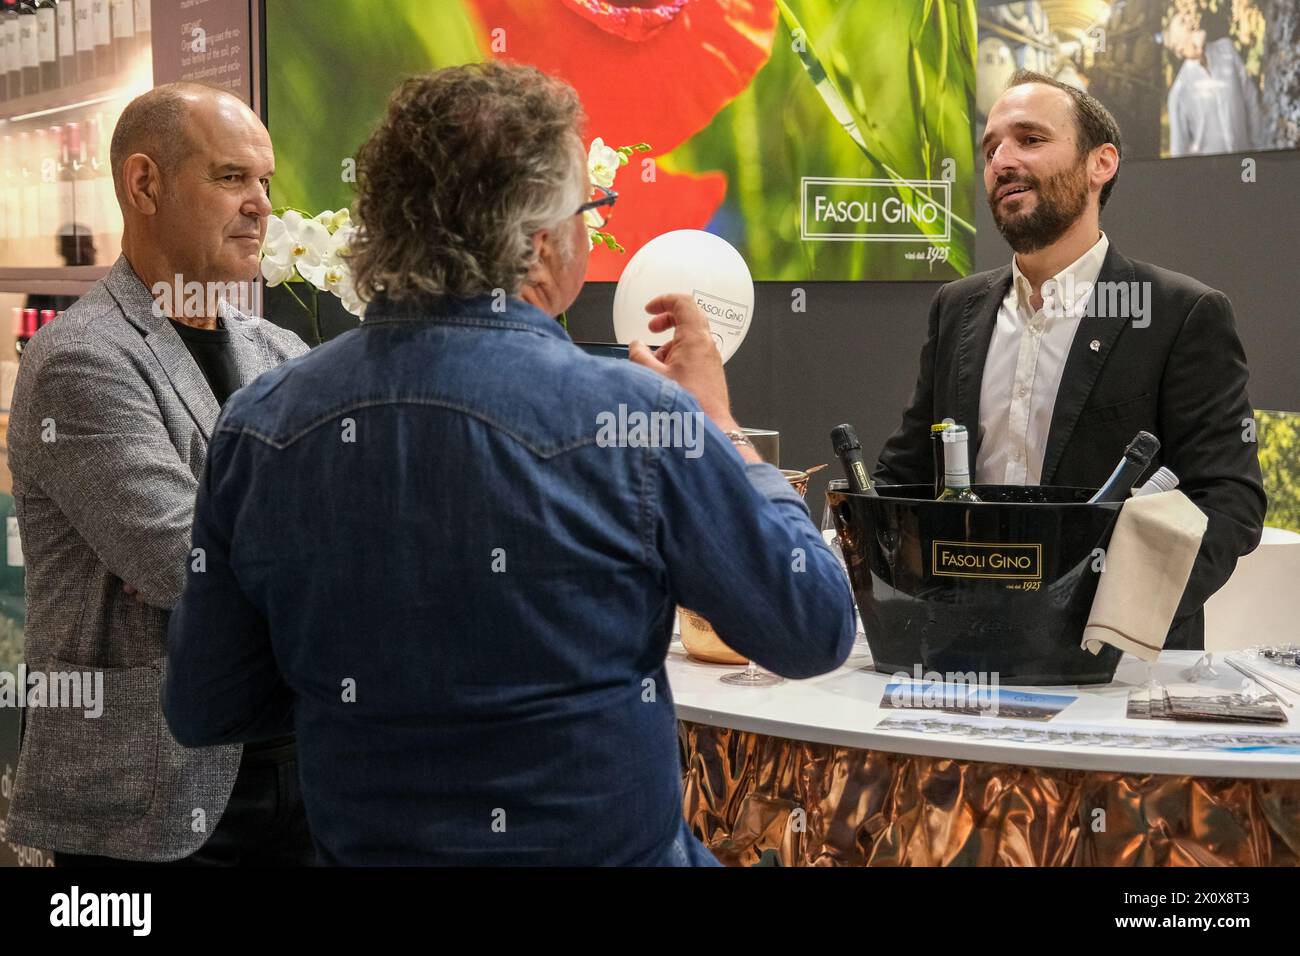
[628,294,739,431]
[122,583,148,605]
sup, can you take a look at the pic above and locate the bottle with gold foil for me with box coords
[830,423,876,496]
[930,422,950,497]
[938,424,981,502]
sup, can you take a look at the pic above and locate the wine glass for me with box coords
[719,468,828,687]
[1143,660,1168,716]
[720,659,785,686]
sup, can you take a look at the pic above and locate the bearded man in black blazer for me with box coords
[875,70,1266,651]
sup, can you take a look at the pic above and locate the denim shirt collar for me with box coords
[362,293,572,344]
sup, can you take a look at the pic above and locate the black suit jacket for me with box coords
[874,245,1267,650]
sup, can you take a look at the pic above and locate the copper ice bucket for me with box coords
[679,468,811,664]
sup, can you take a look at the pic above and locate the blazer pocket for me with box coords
[1078,392,1151,426]
[25,659,162,824]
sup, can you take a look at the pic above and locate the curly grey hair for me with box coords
[349,63,588,303]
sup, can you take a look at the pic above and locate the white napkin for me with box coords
[1082,490,1208,662]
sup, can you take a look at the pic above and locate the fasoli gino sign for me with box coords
[801,177,952,243]
[931,540,1042,581]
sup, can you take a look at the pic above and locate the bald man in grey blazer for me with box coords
[5,83,310,864]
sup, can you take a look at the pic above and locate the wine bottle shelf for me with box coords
[0,76,132,123]
[0,265,108,295]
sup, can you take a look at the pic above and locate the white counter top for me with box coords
[666,644,1300,779]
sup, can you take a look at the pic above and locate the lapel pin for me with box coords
[1089,339,1101,352]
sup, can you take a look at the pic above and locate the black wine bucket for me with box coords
[828,484,1126,685]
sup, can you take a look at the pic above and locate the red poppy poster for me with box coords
[267,0,978,282]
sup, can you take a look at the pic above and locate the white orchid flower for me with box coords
[289,222,333,290]
[587,137,620,189]
[332,270,365,318]
[326,223,355,264]
[261,210,332,288]
[260,214,296,286]
[317,224,364,316]
[311,208,353,233]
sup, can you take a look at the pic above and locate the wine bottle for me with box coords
[0,145,6,262]
[1132,466,1178,498]
[131,0,145,59]
[35,0,54,91]
[17,129,37,245]
[3,1,20,104]
[0,7,7,103]
[930,422,950,498]
[73,0,91,81]
[35,124,56,244]
[16,306,37,354]
[1087,431,1161,503]
[89,110,117,252]
[68,119,97,249]
[109,0,131,69]
[18,0,37,96]
[55,0,71,85]
[831,423,877,495]
[0,134,15,261]
[938,424,982,502]
[56,120,72,234]
[90,0,109,77]
[0,2,8,103]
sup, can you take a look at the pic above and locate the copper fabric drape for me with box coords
[679,721,1300,866]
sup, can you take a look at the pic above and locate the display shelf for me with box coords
[0,79,134,124]
[0,265,109,296]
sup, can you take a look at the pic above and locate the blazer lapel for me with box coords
[1040,247,1136,484]
[144,327,223,441]
[103,257,222,441]
[219,299,275,388]
[955,266,1011,468]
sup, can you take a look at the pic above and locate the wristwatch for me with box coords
[722,429,755,450]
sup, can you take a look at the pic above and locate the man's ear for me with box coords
[1092,144,1118,191]
[525,227,552,282]
[121,153,162,216]
[531,226,551,259]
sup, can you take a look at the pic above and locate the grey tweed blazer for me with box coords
[4,255,307,860]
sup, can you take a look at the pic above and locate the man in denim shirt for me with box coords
[163,64,854,865]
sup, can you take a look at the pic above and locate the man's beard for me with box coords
[988,157,1090,253]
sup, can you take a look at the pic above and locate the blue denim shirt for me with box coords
[163,294,854,865]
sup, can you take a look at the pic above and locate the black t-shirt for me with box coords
[168,318,297,765]
[167,319,243,407]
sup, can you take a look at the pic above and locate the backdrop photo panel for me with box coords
[266,0,979,282]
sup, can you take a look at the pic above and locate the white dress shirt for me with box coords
[974,231,1109,486]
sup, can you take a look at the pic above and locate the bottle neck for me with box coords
[943,435,972,489]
